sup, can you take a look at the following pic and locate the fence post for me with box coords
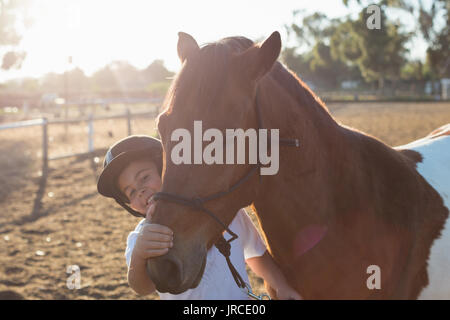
[126,108,132,136]
[88,114,94,153]
[42,118,48,170]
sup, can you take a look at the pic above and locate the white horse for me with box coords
[397,124,450,299]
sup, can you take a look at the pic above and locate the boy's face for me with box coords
[117,159,162,215]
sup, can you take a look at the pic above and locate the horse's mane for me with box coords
[161,35,331,120]
[161,37,250,116]
[271,60,332,117]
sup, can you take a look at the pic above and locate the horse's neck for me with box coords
[252,78,345,256]
[253,118,414,298]
[253,79,412,263]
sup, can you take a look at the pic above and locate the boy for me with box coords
[97,135,301,300]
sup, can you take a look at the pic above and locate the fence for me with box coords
[0,109,158,168]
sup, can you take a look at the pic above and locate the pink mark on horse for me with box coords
[293,225,328,258]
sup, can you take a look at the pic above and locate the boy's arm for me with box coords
[128,251,156,296]
[125,208,172,296]
[246,251,302,300]
[235,209,302,299]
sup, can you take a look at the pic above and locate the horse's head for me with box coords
[146,31,282,293]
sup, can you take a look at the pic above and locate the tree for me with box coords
[0,0,31,70]
[281,47,313,81]
[283,11,361,89]
[142,59,174,83]
[426,4,449,78]
[343,0,449,77]
[91,61,144,92]
[401,60,425,80]
[41,72,64,93]
[65,67,88,94]
[40,68,89,95]
[331,8,411,91]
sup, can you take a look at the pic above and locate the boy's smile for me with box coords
[117,159,162,215]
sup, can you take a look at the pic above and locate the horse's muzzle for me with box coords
[146,248,207,294]
[147,254,183,293]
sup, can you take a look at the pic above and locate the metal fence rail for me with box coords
[0,109,158,167]
[0,118,47,130]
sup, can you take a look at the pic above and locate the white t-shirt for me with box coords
[125,208,267,300]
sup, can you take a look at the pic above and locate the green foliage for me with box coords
[87,60,174,93]
[343,0,450,78]
[330,20,362,63]
[1,51,26,69]
[2,59,174,98]
[281,47,313,80]
[426,3,449,78]
[143,60,175,83]
[147,81,172,97]
[284,6,412,90]
[283,11,361,89]
[401,60,425,80]
[342,9,411,85]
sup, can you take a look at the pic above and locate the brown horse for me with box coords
[148,31,450,299]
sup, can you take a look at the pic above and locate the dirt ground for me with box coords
[0,101,449,300]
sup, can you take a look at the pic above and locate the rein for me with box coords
[152,86,300,299]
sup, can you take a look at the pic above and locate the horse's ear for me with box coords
[177,32,200,63]
[235,31,281,82]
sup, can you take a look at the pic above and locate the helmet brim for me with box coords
[97,147,162,201]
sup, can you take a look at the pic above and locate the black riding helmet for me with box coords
[97,135,163,218]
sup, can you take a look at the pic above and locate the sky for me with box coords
[0,0,429,83]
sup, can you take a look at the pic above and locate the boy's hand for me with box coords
[132,204,173,260]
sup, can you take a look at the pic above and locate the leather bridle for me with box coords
[150,86,300,299]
